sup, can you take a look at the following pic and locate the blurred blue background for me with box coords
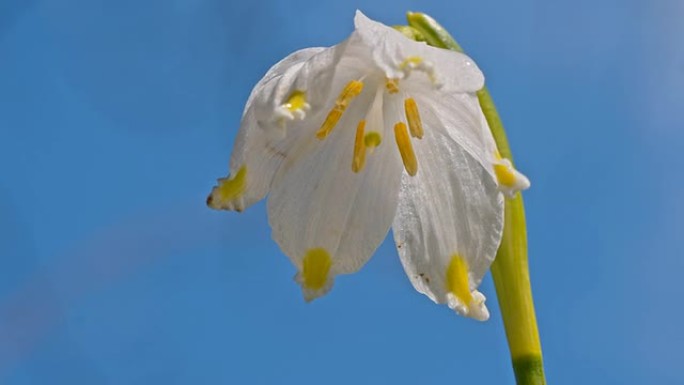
[1,0,682,383]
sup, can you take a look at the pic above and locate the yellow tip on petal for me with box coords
[301,248,333,291]
[446,254,474,306]
[394,122,418,176]
[494,162,518,187]
[404,98,423,139]
[207,166,247,211]
[316,80,364,139]
[493,151,519,187]
[493,156,530,198]
[284,90,307,112]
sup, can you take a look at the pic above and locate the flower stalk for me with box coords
[407,12,547,385]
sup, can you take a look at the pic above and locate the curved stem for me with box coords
[407,12,547,385]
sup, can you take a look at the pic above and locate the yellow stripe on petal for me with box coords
[316,80,364,139]
[352,120,366,173]
[404,98,423,139]
[446,254,474,306]
[394,122,418,176]
[302,248,333,290]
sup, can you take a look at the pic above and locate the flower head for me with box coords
[207,11,530,320]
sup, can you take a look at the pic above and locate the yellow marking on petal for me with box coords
[364,132,382,148]
[494,163,518,187]
[352,120,366,173]
[493,151,519,187]
[394,122,418,176]
[284,90,307,112]
[399,56,438,84]
[385,78,400,94]
[316,80,364,139]
[399,56,424,70]
[404,98,423,139]
[216,166,247,202]
[446,254,474,306]
[302,248,333,290]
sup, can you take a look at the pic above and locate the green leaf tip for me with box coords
[405,12,463,52]
[392,25,426,42]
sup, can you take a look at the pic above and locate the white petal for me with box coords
[208,35,373,212]
[392,124,504,320]
[410,89,533,199]
[251,39,367,119]
[414,91,500,181]
[353,11,484,93]
[244,47,326,115]
[268,88,404,300]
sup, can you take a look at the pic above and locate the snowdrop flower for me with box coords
[207,11,529,321]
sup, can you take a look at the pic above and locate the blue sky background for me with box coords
[1,0,682,384]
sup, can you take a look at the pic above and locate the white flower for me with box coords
[207,11,530,321]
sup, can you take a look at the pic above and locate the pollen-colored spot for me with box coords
[284,90,307,112]
[212,166,247,205]
[302,248,333,290]
[394,122,418,176]
[385,78,400,94]
[494,163,518,187]
[316,80,364,139]
[352,120,366,173]
[404,98,423,139]
[364,132,382,148]
[446,254,474,306]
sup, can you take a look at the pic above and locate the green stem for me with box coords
[407,12,546,385]
[478,88,544,376]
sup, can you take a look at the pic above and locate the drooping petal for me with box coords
[244,47,326,115]
[353,11,484,93]
[268,87,404,301]
[413,89,531,198]
[207,35,375,212]
[392,121,504,320]
[207,48,323,211]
